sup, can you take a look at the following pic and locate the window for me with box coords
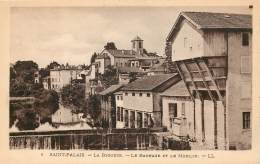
[241,56,251,74]
[124,110,129,128]
[125,92,128,96]
[120,96,123,100]
[242,112,250,129]
[169,103,177,118]
[144,113,148,128]
[181,103,185,116]
[117,96,120,100]
[130,111,135,128]
[117,107,120,121]
[132,92,135,96]
[139,42,142,48]
[242,32,249,46]
[120,108,124,121]
[147,93,151,97]
[139,93,142,97]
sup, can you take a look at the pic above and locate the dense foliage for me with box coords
[98,65,119,88]
[9,60,59,130]
[60,83,86,113]
[90,52,98,64]
[104,42,117,50]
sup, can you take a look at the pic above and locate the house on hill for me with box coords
[95,36,161,74]
[165,12,252,150]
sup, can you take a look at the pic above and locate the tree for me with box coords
[16,109,39,130]
[10,89,59,129]
[99,65,119,88]
[90,52,97,64]
[13,60,38,84]
[46,61,60,70]
[129,72,138,83]
[85,95,101,127]
[39,68,50,78]
[60,83,86,113]
[104,42,117,50]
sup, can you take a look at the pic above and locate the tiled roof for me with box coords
[99,84,124,96]
[131,36,143,41]
[108,49,136,58]
[96,53,110,59]
[167,11,252,42]
[117,66,144,73]
[160,81,190,97]
[182,12,252,29]
[121,74,177,91]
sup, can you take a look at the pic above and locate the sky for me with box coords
[10,6,252,68]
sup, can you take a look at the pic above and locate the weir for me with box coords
[9,128,165,150]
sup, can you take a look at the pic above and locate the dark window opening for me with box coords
[243,112,250,129]
[120,108,124,121]
[169,103,178,118]
[242,32,249,46]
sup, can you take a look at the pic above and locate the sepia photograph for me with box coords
[9,6,252,151]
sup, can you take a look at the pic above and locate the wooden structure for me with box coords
[174,56,227,149]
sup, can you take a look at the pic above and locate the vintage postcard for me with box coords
[1,0,259,164]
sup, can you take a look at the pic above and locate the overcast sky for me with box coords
[10,6,252,68]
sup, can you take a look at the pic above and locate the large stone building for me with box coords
[165,12,252,150]
[49,68,82,92]
[95,36,161,74]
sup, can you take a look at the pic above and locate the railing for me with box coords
[9,128,165,150]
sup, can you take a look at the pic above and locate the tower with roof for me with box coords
[131,36,144,55]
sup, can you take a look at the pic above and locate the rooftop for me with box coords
[182,12,252,29]
[160,81,190,97]
[99,84,124,96]
[167,11,252,41]
[121,74,178,91]
[131,36,143,41]
[107,49,136,58]
[117,66,144,73]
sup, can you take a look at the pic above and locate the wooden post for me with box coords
[124,133,128,150]
[136,135,139,150]
[107,134,110,150]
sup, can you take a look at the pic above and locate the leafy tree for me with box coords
[10,89,59,129]
[104,42,117,50]
[34,90,59,118]
[85,95,101,127]
[90,52,98,64]
[10,66,16,80]
[16,109,39,130]
[46,61,60,70]
[60,83,86,113]
[99,65,118,87]
[129,72,138,83]
[143,48,148,54]
[13,60,38,84]
[39,68,50,78]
